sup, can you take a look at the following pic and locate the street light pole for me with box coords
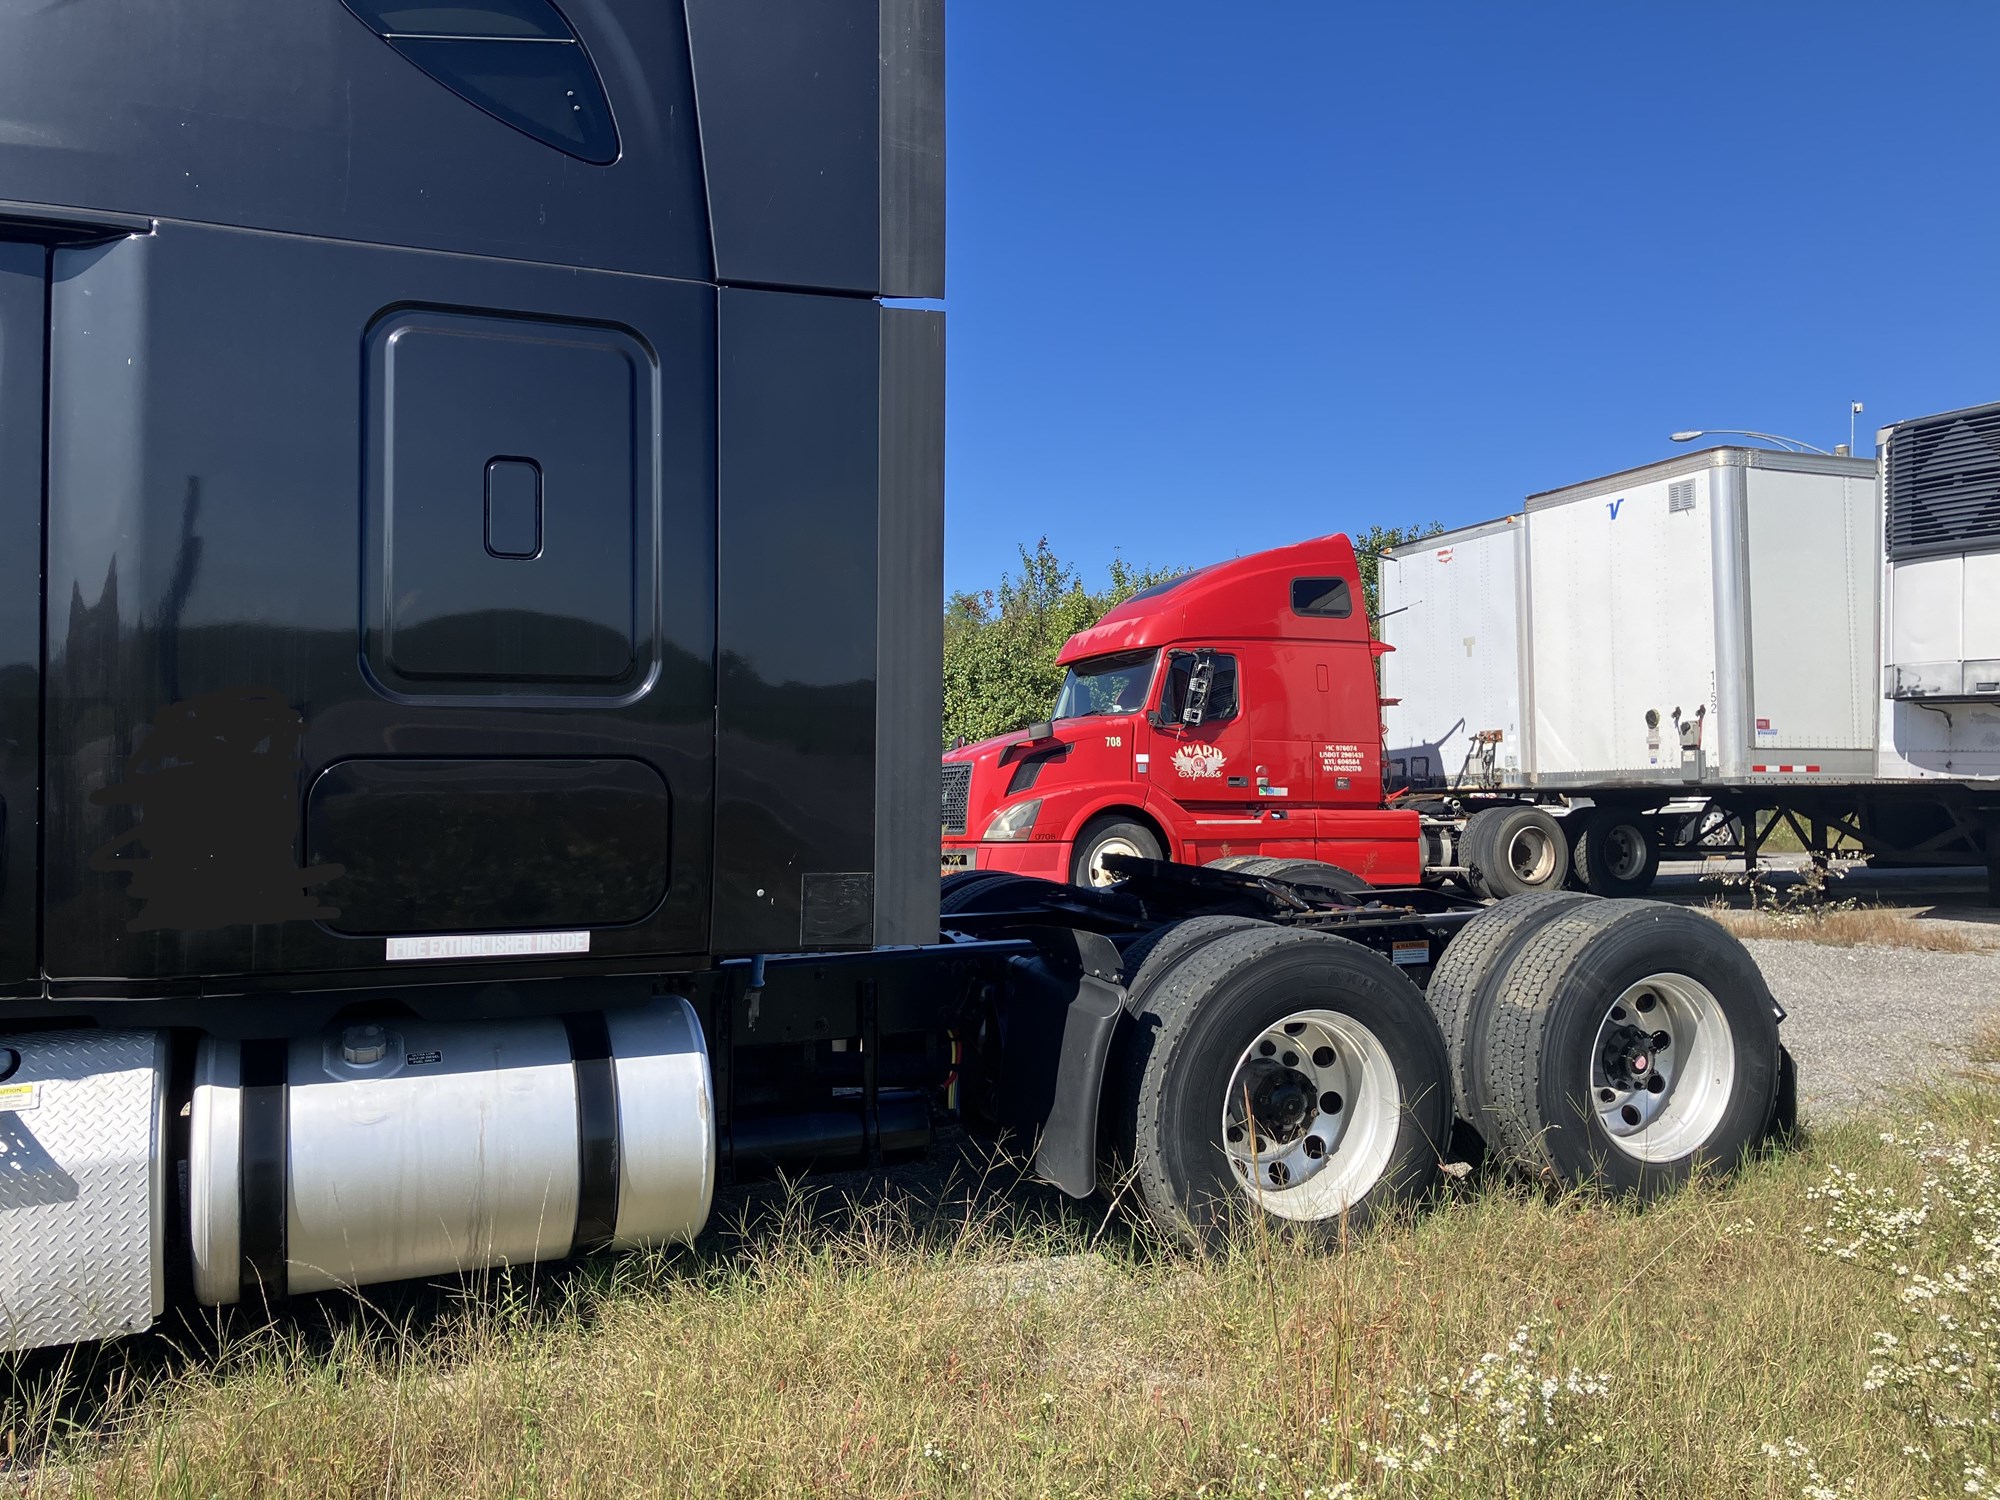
[1668,428,1832,455]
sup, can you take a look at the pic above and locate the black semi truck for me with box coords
[0,0,1791,1356]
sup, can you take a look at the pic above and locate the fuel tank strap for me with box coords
[237,1038,290,1306]
[564,1012,622,1254]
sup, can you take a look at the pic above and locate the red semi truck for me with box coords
[941,534,1427,887]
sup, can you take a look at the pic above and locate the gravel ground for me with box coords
[1747,937,2000,1119]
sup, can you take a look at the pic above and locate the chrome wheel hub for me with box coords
[1503,823,1557,884]
[1589,972,1735,1162]
[1221,1008,1400,1221]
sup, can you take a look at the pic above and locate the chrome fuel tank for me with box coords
[189,998,712,1304]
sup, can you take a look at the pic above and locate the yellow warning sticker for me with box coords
[0,1081,40,1113]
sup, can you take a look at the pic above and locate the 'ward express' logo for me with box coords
[1172,743,1227,779]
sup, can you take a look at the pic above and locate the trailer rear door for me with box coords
[0,242,42,991]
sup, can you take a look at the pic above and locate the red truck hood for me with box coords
[942,718,1138,841]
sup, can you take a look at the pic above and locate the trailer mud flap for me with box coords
[993,929,1126,1198]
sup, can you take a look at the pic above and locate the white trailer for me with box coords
[1380,431,2000,902]
[1379,514,1525,789]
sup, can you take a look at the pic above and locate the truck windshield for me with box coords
[1053,651,1156,719]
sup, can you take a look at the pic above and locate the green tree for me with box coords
[942,539,1181,746]
[1351,520,1447,631]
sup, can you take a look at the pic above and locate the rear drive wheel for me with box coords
[1573,808,1661,897]
[1472,901,1782,1196]
[1072,816,1163,888]
[1422,889,1594,1126]
[1114,913,1271,989]
[1464,806,1571,899]
[1110,926,1452,1242]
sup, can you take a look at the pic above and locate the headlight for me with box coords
[984,799,1041,840]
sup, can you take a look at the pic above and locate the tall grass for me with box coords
[6,1098,1993,1498]
[1705,905,1994,953]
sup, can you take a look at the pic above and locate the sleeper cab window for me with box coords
[341,0,619,164]
[1291,576,1352,618]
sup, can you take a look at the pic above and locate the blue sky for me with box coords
[941,3,2000,596]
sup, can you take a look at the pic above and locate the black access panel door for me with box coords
[30,0,720,988]
[12,0,943,991]
[0,242,42,991]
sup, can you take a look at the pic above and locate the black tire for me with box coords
[1463,805,1571,899]
[1071,815,1164,888]
[1572,808,1661,897]
[1472,901,1782,1196]
[1101,915,1278,1185]
[1458,808,1501,896]
[1559,814,1592,891]
[1243,859,1373,897]
[939,872,1058,916]
[1114,913,1272,989]
[941,868,1010,901]
[1109,925,1452,1243]
[1423,889,1595,1125]
[1205,855,1267,872]
[1214,855,1285,875]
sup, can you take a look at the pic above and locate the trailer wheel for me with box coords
[1572,809,1660,897]
[1111,926,1451,1242]
[1422,889,1594,1124]
[1072,816,1163,888]
[1464,806,1572,899]
[940,872,1058,916]
[1473,901,1781,1196]
[1243,859,1373,896]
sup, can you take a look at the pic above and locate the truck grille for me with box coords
[1887,403,2000,560]
[941,761,971,835]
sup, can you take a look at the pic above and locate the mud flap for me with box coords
[0,1029,169,1353]
[990,928,1126,1198]
[1767,1043,1800,1147]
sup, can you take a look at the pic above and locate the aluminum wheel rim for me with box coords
[1086,836,1143,887]
[1504,824,1558,884]
[1589,971,1735,1162]
[1220,1008,1401,1222]
[1602,824,1647,881]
